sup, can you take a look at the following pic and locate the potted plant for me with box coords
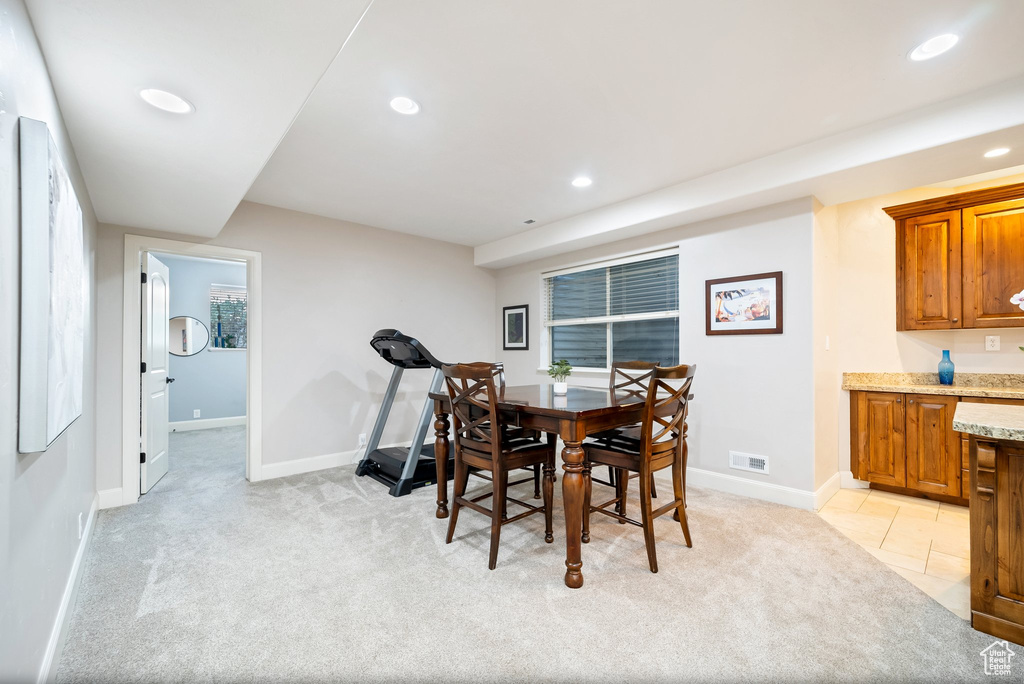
[548,359,572,395]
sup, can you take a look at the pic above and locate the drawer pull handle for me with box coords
[952,318,959,323]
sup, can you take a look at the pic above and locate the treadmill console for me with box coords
[370,328,444,369]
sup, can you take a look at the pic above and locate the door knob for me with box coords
[166,377,176,384]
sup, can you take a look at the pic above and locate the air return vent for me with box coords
[730,451,769,475]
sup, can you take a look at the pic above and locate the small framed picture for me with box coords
[705,271,783,335]
[503,304,529,350]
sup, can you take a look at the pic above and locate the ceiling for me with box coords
[24,0,371,236]
[26,0,1024,261]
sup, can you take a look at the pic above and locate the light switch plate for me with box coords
[986,335,1000,351]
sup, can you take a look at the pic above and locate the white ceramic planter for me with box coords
[553,381,568,395]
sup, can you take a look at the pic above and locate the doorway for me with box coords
[141,252,249,494]
[119,235,263,506]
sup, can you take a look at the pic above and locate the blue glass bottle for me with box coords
[938,349,955,386]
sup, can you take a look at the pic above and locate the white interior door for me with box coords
[141,252,170,494]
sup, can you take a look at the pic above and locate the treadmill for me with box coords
[355,329,454,497]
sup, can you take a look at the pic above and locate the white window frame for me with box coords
[538,246,680,373]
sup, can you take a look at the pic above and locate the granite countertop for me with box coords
[953,402,1024,441]
[842,372,1024,400]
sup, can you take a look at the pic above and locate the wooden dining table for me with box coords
[427,384,646,588]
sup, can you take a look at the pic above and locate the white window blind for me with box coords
[543,252,679,369]
[210,284,247,349]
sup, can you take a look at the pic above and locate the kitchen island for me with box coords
[952,402,1024,645]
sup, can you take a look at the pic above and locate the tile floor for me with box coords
[818,487,970,620]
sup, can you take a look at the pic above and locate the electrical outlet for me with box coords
[77,512,83,540]
[986,335,1001,351]
[193,409,201,418]
[358,433,367,447]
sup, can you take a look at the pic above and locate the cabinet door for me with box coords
[963,198,1024,328]
[905,394,960,496]
[851,391,906,486]
[899,211,962,330]
[971,439,1024,640]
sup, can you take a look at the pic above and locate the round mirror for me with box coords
[169,316,210,357]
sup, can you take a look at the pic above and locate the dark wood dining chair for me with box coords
[582,364,696,573]
[479,363,543,499]
[443,362,556,569]
[591,361,659,514]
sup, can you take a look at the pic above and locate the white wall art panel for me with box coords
[19,117,84,453]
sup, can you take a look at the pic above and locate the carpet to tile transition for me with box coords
[57,427,1004,682]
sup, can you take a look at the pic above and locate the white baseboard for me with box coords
[685,467,821,510]
[812,471,843,511]
[257,442,410,481]
[169,415,246,432]
[97,488,123,510]
[840,470,870,489]
[38,496,97,684]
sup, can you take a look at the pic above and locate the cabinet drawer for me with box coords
[961,397,1024,406]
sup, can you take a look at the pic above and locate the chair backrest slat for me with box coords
[639,364,696,456]
[442,362,506,461]
[609,360,658,401]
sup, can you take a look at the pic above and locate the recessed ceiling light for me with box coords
[984,147,1010,158]
[139,88,194,114]
[571,177,592,188]
[909,33,959,61]
[389,96,420,115]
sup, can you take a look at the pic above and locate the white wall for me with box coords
[0,1,99,680]
[812,201,840,490]
[493,199,821,495]
[834,172,1024,478]
[158,254,247,423]
[94,201,497,491]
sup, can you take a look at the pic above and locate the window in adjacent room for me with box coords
[542,250,678,369]
[209,284,247,349]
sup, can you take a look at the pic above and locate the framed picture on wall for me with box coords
[705,271,783,335]
[503,304,529,350]
[18,117,85,453]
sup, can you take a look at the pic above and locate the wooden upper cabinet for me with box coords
[851,391,906,487]
[904,393,960,497]
[962,198,1024,328]
[887,182,1024,331]
[899,211,962,330]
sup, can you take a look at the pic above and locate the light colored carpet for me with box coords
[58,426,1000,682]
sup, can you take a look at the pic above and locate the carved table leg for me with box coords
[561,439,585,588]
[433,406,450,519]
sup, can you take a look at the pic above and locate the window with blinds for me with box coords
[543,252,679,369]
[209,284,247,349]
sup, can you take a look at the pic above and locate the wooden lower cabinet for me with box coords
[851,390,962,502]
[851,391,906,486]
[969,435,1024,644]
[851,391,1024,502]
[904,394,960,497]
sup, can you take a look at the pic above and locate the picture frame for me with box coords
[18,117,85,453]
[705,271,783,336]
[502,304,529,350]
